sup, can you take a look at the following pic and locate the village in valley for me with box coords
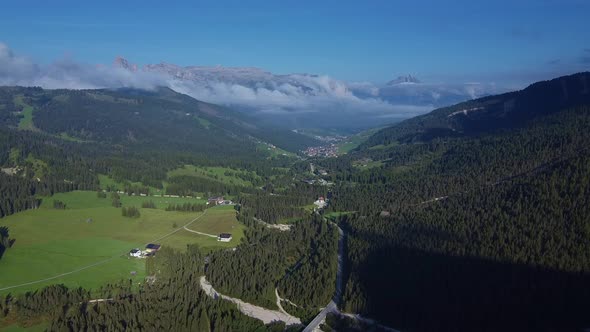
[302,143,339,158]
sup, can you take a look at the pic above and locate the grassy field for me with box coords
[98,174,164,194]
[352,158,385,169]
[185,205,241,235]
[336,141,361,154]
[0,191,244,296]
[324,211,356,221]
[14,96,35,131]
[0,322,48,332]
[256,142,296,158]
[100,164,264,194]
[23,155,48,180]
[45,190,207,210]
[168,165,261,187]
[336,127,383,154]
[58,132,87,142]
[194,115,211,129]
[368,142,398,150]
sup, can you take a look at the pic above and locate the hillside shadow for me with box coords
[0,226,11,261]
[354,244,590,332]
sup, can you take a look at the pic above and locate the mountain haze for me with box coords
[114,57,503,129]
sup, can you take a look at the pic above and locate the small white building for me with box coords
[129,248,142,258]
[314,196,327,209]
[208,196,225,205]
[217,233,232,242]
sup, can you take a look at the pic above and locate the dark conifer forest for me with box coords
[320,72,590,331]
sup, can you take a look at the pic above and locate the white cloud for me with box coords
[0,42,165,90]
[0,43,40,86]
[1,42,506,126]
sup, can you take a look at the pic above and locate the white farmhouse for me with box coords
[217,233,232,242]
[129,248,142,258]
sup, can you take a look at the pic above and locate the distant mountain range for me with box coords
[113,57,505,129]
[386,75,421,85]
[0,40,509,130]
[0,39,508,131]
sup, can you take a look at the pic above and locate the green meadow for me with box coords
[99,164,263,194]
[255,142,296,158]
[0,323,47,332]
[97,174,165,195]
[45,189,207,210]
[0,191,244,296]
[14,96,35,131]
[336,127,383,154]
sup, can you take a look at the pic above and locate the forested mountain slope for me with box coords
[0,86,315,218]
[318,72,590,331]
[0,86,319,152]
[361,72,590,146]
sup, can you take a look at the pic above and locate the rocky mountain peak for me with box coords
[113,56,138,72]
[387,74,421,85]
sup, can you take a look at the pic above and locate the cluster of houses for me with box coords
[303,144,338,158]
[207,196,234,206]
[129,243,161,258]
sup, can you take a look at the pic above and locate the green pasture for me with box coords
[256,142,296,158]
[14,96,35,131]
[0,192,244,296]
[43,190,206,210]
[98,174,164,194]
[0,322,48,332]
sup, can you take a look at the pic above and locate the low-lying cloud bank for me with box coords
[0,43,163,90]
[0,42,504,128]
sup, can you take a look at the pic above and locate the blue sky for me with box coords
[1,0,588,85]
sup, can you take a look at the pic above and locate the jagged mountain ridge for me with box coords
[386,74,421,85]
[118,58,335,96]
[114,57,503,126]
